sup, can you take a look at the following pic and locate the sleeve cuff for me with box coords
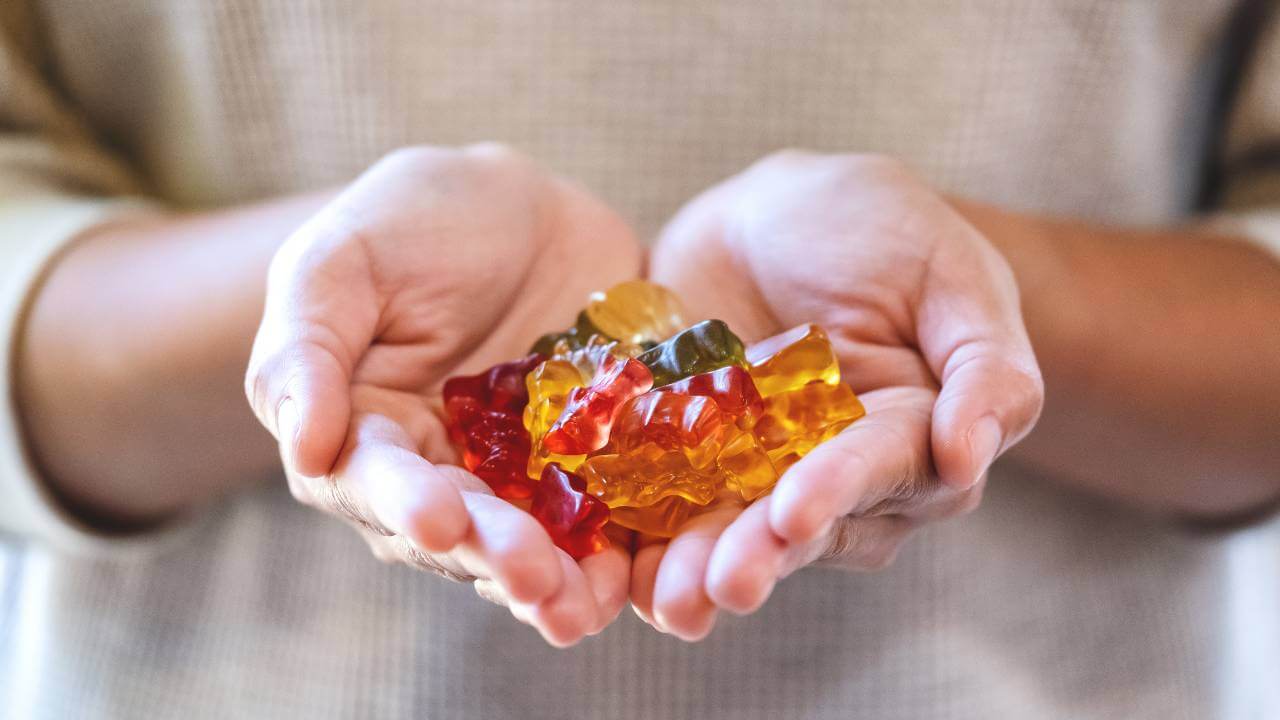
[0,195,172,554]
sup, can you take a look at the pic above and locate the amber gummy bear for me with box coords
[606,495,698,537]
[753,381,866,473]
[745,323,840,397]
[530,463,610,560]
[585,279,688,346]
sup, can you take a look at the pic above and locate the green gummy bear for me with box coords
[529,310,613,356]
[638,319,747,387]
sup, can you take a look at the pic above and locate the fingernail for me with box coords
[277,398,300,469]
[965,415,1003,489]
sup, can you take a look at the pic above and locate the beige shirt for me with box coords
[2,1,1279,718]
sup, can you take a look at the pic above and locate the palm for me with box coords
[287,147,640,469]
[633,153,1039,640]
[653,170,944,395]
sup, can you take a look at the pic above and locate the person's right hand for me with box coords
[245,145,640,646]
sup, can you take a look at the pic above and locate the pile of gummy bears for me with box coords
[441,281,865,559]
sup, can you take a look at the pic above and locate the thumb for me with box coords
[918,236,1044,490]
[245,216,379,477]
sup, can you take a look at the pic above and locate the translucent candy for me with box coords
[543,356,653,455]
[753,381,866,473]
[660,365,764,424]
[523,359,588,477]
[585,280,687,346]
[717,429,778,501]
[638,319,747,387]
[442,354,546,499]
[745,323,840,398]
[606,496,696,538]
[579,451,720,508]
[531,463,610,559]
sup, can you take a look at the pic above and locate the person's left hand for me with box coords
[632,151,1044,640]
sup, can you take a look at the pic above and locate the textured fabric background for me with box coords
[1,1,1279,718]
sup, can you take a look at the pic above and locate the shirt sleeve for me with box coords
[1211,10,1280,259]
[0,3,162,551]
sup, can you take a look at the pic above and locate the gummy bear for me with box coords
[523,359,589,477]
[716,429,778,501]
[638,319,747,387]
[542,355,653,455]
[459,410,536,499]
[606,495,697,538]
[530,463,610,560]
[753,381,866,473]
[442,353,546,435]
[661,365,765,424]
[555,335,643,382]
[529,311,612,356]
[745,323,840,398]
[609,391,731,469]
[584,280,687,346]
[442,353,546,499]
[579,451,721,508]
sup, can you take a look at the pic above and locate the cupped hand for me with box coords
[246,145,639,646]
[635,151,1044,640]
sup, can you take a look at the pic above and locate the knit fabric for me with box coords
[2,1,1279,718]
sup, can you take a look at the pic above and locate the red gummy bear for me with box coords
[461,410,534,500]
[542,355,653,455]
[661,365,764,422]
[531,463,611,559]
[442,353,545,499]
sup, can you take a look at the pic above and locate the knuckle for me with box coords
[821,153,913,190]
[398,538,476,583]
[285,473,313,504]
[856,540,901,572]
[953,483,986,516]
[819,516,912,571]
[380,144,452,171]
[818,518,862,563]
[465,141,520,161]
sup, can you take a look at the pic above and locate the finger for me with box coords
[454,492,564,605]
[814,514,916,572]
[245,215,380,477]
[917,238,1044,490]
[517,552,600,648]
[706,498,788,614]
[629,543,667,630]
[578,543,632,634]
[341,414,470,552]
[768,387,935,545]
[651,506,740,641]
[473,578,510,607]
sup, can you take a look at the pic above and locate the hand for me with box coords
[634,151,1044,640]
[246,145,640,646]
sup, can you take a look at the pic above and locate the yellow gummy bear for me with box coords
[745,323,841,398]
[579,451,721,508]
[523,359,587,477]
[752,381,866,473]
[717,429,778,501]
[606,496,697,537]
[585,280,688,346]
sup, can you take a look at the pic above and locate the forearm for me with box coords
[14,193,330,529]
[957,200,1280,520]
